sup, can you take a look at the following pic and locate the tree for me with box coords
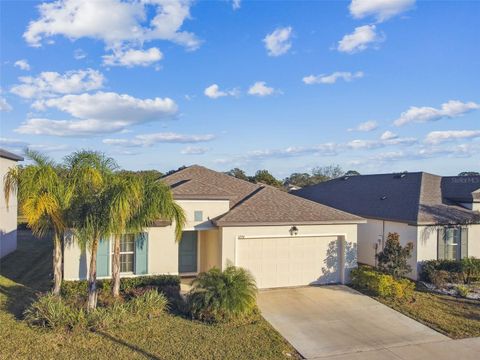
[283,173,312,188]
[253,170,282,188]
[458,171,480,176]
[311,165,344,183]
[66,150,118,310]
[344,170,361,176]
[110,175,186,297]
[376,232,413,279]
[225,168,249,181]
[3,150,72,295]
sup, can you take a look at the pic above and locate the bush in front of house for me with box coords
[420,258,480,285]
[188,266,257,323]
[376,232,414,279]
[351,266,414,301]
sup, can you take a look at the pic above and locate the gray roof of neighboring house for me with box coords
[0,148,23,162]
[293,172,480,226]
[161,165,364,226]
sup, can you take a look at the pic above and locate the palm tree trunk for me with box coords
[52,232,63,295]
[112,235,121,297]
[87,238,99,311]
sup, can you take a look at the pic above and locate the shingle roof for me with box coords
[293,172,480,225]
[162,165,363,226]
[0,148,23,162]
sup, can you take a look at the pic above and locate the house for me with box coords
[64,165,364,288]
[0,148,23,258]
[293,172,480,279]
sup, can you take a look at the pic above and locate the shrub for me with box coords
[456,285,469,298]
[376,233,413,278]
[24,294,86,330]
[87,303,130,330]
[188,266,257,323]
[128,289,168,318]
[461,257,480,284]
[430,270,450,288]
[351,266,414,301]
[421,258,480,284]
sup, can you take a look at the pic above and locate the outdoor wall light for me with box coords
[289,226,299,236]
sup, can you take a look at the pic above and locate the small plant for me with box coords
[188,266,257,323]
[430,270,450,288]
[129,289,169,318]
[376,233,414,279]
[456,285,469,298]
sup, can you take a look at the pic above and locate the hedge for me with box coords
[420,257,480,284]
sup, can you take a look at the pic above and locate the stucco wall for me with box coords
[358,219,419,279]
[199,229,221,272]
[177,200,229,230]
[0,157,19,258]
[220,223,358,282]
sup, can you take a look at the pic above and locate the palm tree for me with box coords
[110,176,186,297]
[3,150,72,295]
[65,150,117,310]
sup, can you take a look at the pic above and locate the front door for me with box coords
[179,231,198,273]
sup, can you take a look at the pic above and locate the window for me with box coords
[194,210,203,222]
[118,234,135,273]
[438,227,467,261]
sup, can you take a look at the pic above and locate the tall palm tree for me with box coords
[3,150,72,295]
[110,176,186,297]
[65,150,117,310]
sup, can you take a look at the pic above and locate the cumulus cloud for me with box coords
[74,48,87,60]
[103,132,215,147]
[425,130,480,144]
[303,71,364,85]
[10,69,104,99]
[24,0,200,50]
[232,0,241,10]
[14,59,31,71]
[348,133,416,149]
[16,91,178,136]
[181,146,208,155]
[349,0,415,22]
[103,47,163,67]
[0,137,67,153]
[0,97,12,111]
[248,81,276,96]
[348,120,378,132]
[394,100,479,126]
[263,26,293,57]
[204,84,238,99]
[380,130,397,140]
[337,25,383,53]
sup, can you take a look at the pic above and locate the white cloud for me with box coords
[248,81,276,96]
[74,48,87,59]
[394,100,479,126]
[181,146,208,155]
[10,68,104,99]
[380,130,397,140]
[204,84,238,99]
[17,91,178,136]
[103,47,163,67]
[232,0,241,10]
[103,132,215,147]
[14,59,31,71]
[349,0,415,22]
[263,26,293,57]
[24,0,200,51]
[0,138,67,153]
[348,120,378,132]
[0,97,12,111]
[337,25,383,53]
[303,71,364,85]
[425,130,480,144]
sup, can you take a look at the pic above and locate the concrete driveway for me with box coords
[258,285,474,359]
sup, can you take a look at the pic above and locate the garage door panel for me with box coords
[237,236,342,289]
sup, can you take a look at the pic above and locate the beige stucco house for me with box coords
[293,172,480,280]
[64,165,364,288]
[0,149,23,258]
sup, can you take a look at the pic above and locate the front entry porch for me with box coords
[178,229,221,277]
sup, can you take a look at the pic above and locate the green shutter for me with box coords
[437,228,445,260]
[461,227,468,259]
[97,238,110,277]
[135,233,148,275]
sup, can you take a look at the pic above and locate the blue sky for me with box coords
[1,0,479,178]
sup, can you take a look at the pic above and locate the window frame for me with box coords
[194,210,203,222]
[112,234,135,274]
[437,226,467,261]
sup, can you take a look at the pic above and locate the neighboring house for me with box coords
[64,165,364,288]
[0,148,23,258]
[293,172,480,279]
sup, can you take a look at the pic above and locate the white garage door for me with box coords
[236,236,342,289]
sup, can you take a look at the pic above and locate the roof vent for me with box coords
[343,176,349,180]
[394,172,407,179]
[380,195,387,200]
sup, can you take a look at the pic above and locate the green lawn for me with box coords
[0,231,300,359]
[356,285,480,339]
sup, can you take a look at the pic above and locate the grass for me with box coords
[0,230,300,359]
[356,284,480,339]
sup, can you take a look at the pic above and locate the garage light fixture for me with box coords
[289,226,299,236]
